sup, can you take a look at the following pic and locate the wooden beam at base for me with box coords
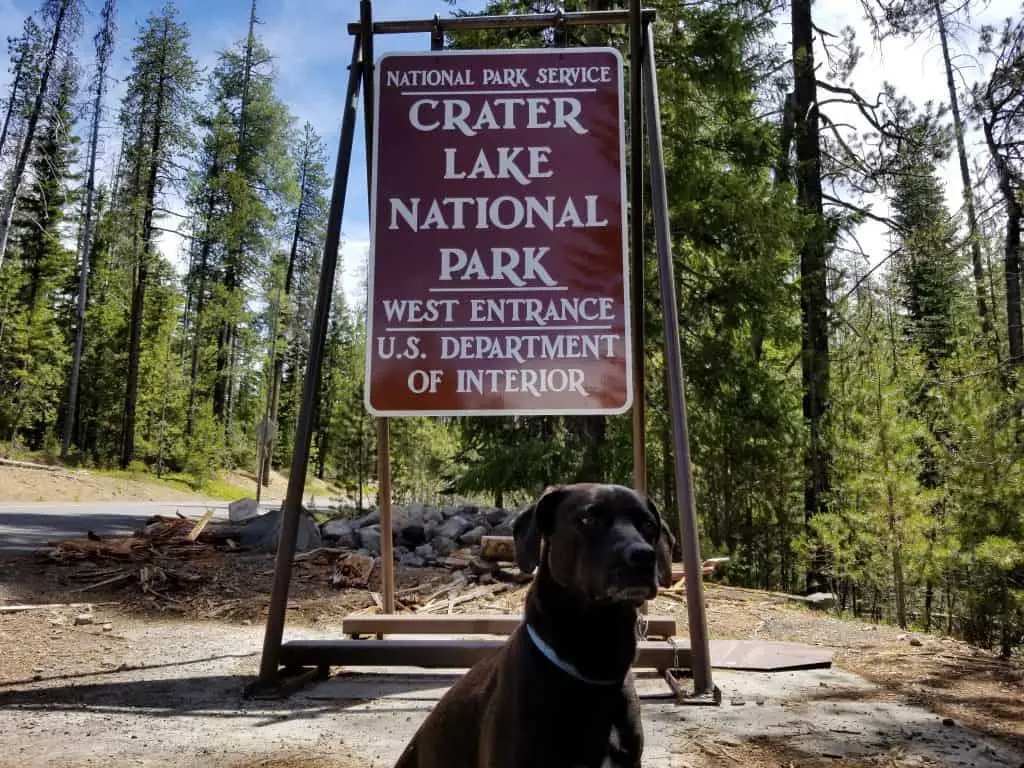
[280,638,689,671]
[278,637,833,673]
[341,613,678,638]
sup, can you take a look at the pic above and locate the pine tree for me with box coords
[0,58,79,447]
[260,121,329,485]
[117,3,199,467]
[203,1,292,442]
[62,0,116,458]
[0,0,81,272]
[821,283,939,627]
[0,20,41,163]
[859,0,997,348]
[976,17,1023,367]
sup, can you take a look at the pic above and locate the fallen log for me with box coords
[0,601,118,614]
[0,457,71,473]
[480,535,515,563]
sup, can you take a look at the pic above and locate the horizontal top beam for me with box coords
[347,9,657,36]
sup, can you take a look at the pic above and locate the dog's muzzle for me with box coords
[605,542,658,602]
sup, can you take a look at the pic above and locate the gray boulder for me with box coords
[432,536,457,557]
[459,526,487,546]
[236,507,322,553]
[484,507,508,527]
[399,552,426,568]
[399,523,427,548]
[321,518,359,549]
[358,525,382,557]
[352,510,381,529]
[805,592,837,611]
[228,497,261,524]
[436,515,472,541]
[424,506,444,525]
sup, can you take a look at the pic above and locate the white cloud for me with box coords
[339,234,370,310]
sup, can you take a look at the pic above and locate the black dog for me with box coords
[393,483,675,768]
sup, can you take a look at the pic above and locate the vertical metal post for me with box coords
[257,35,364,683]
[430,14,443,51]
[629,0,646,494]
[361,0,395,616]
[553,7,568,46]
[641,21,713,696]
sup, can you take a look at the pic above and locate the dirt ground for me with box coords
[0,465,340,505]
[0,466,203,503]
[1,547,1022,767]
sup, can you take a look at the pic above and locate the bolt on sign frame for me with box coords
[255,0,716,702]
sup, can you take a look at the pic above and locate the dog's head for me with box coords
[512,483,676,604]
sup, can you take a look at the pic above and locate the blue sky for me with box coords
[0,0,486,304]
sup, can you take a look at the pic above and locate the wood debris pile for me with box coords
[42,515,237,564]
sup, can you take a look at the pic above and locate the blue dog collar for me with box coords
[525,624,620,686]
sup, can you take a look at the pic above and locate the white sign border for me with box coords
[363,46,633,418]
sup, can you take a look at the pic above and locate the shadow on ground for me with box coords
[0,668,466,723]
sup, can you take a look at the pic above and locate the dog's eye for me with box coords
[577,514,597,530]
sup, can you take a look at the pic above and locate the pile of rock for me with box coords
[320,503,518,568]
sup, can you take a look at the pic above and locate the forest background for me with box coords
[0,0,1021,656]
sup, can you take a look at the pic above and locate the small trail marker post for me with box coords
[254,1,717,705]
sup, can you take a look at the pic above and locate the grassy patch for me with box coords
[92,467,250,501]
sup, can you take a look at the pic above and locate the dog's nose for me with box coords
[624,543,656,570]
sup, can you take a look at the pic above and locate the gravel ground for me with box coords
[2,548,1022,767]
[0,600,1022,768]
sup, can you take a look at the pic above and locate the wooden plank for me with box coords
[280,638,690,671]
[341,613,678,638]
[278,637,833,673]
[187,509,215,541]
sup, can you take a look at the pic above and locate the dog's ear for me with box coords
[647,497,676,589]
[513,485,568,574]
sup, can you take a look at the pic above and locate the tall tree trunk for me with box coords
[213,313,231,418]
[0,0,73,272]
[792,0,831,593]
[187,180,216,435]
[982,116,1023,365]
[0,39,28,161]
[260,136,307,484]
[121,23,169,468]
[238,0,257,170]
[214,0,259,434]
[934,0,994,347]
[63,0,116,460]
[893,543,907,628]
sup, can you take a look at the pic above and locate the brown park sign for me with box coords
[364,47,631,416]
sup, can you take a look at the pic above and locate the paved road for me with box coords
[0,500,282,554]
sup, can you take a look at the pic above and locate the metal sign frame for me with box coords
[254,0,715,703]
[363,46,634,418]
